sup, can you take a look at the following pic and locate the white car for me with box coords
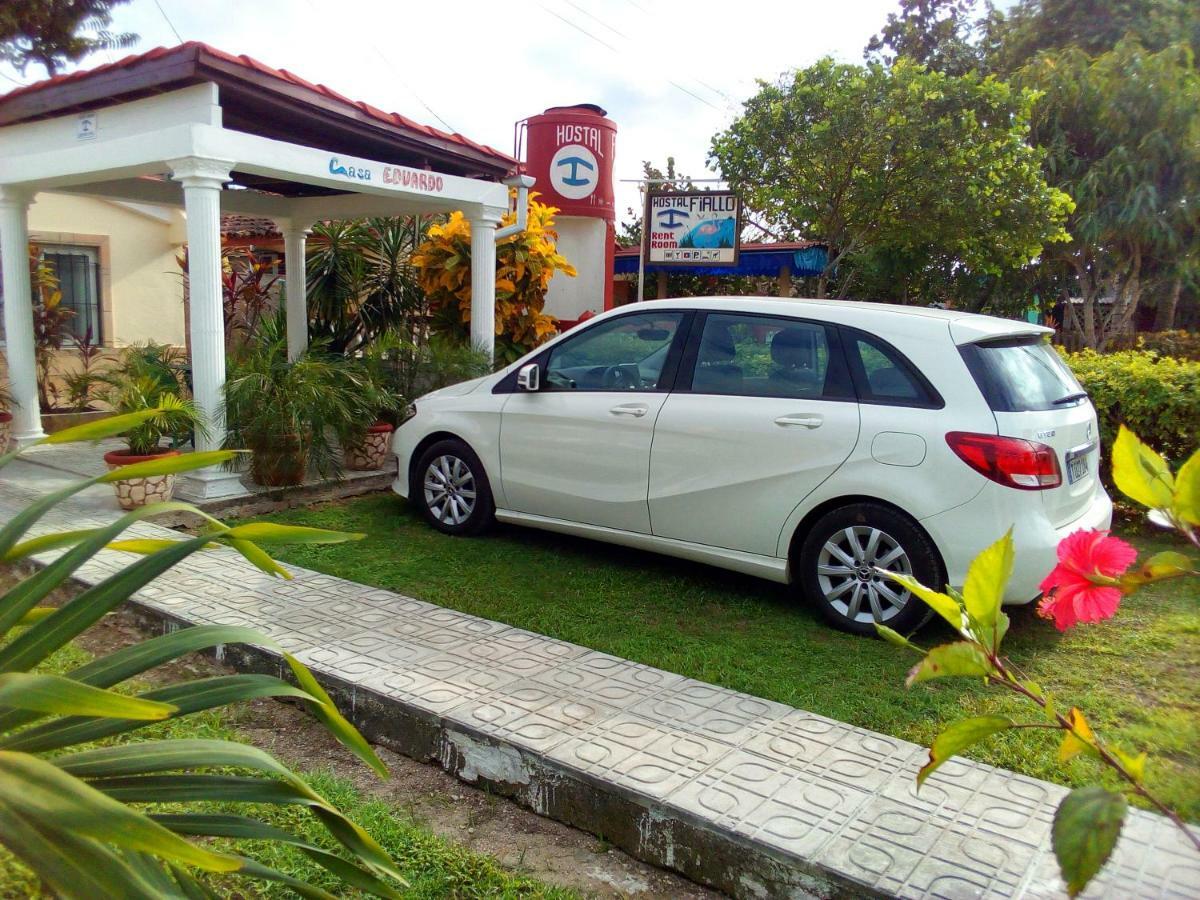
[392,297,1112,634]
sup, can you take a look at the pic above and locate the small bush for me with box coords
[1064,349,1200,473]
[1136,330,1200,361]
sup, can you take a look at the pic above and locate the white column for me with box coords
[0,186,45,444]
[281,222,311,361]
[169,157,245,500]
[469,209,504,361]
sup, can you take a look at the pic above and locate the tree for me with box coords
[0,0,136,76]
[1016,40,1200,348]
[412,194,574,364]
[986,0,1200,73]
[710,58,1073,299]
[864,0,990,76]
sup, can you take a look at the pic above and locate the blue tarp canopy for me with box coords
[613,243,827,278]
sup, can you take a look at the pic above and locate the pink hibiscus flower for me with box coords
[1037,529,1138,631]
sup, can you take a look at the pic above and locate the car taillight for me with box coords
[946,431,1062,490]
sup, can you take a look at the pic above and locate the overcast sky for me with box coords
[1,0,906,222]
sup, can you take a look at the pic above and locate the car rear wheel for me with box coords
[412,439,495,536]
[798,503,942,635]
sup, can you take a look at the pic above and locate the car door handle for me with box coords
[775,413,823,429]
[610,403,649,417]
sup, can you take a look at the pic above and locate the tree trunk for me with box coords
[1153,276,1182,331]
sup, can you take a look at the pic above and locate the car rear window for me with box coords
[959,335,1084,412]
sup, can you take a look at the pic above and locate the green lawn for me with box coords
[250,494,1200,821]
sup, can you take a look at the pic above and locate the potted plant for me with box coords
[100,376,204,509]
[225,316,374,487]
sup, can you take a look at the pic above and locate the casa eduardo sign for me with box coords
[326,156,446,193]
[644,190,741,266]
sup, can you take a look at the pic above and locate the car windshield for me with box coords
[959,335,1083,412]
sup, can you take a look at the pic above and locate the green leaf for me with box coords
[154,814,405,897]
[0,534,212,674]
[0,625,270,736]
[906,641,994,687]
[1175,449,1200,526]
[961,530,1014,648]
[874,623,923,652]
[1053,787,1127,897]
[95,450,239,484]
[883,571,965,633]
[1111,747,1147,784]
[38,409,163,445]
[284,653,390,779]
[1,674,317,753]
[222,522,366,545]
[1,529,102,563]
[1124,550,1197,587]
[225,537,293,580]
[0,802,167,900]
[0,500,200,639]
[0,752,243,874]
[0,673,176,720]
[1111,426,1174,511]
[918,716,1014,787]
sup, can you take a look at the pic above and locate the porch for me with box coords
[0,42,521,500]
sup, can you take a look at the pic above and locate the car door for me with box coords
[499,310,688,533]
[648,312,860,557]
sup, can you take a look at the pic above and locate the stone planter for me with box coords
[250,433,309,487]
[343,422,395,471]
[0,411,11,455]
[103,447,181,510]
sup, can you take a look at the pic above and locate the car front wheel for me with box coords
[412,439,495,536]
[798,503,942,635]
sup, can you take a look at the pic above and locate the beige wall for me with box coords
[28,193,186,347]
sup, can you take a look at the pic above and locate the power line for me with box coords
[153,0,184,44]
[537,1,723,112]
[300,0,458,135]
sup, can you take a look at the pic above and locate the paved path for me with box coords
[5,457,1198,899]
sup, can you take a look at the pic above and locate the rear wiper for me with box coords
[1052,391,1089,405]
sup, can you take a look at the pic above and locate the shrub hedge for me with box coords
[1136,330,1200,361]
[1063,348,1200,472]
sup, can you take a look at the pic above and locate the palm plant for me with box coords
[0,413,404,896]
[224,314,376,485]
[362,329,492,425]
[306,217,429,354]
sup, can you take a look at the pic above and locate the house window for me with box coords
[40,244,103,343]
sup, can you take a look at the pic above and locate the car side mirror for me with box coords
[516,363,540,392]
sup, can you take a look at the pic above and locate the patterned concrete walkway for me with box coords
[6,456,1199,899]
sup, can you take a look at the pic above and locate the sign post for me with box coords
[643,190,741,269]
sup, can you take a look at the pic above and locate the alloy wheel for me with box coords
[816,526,913,624]
[423,455,477,526]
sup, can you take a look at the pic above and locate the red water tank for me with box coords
[522,104,616,221]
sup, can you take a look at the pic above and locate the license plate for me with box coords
[1067,453,1089,484]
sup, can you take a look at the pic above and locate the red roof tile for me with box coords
[0,41,515,166]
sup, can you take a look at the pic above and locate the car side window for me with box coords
[685,313,838,399]
[850,333,938,406]
[544,312,683,391]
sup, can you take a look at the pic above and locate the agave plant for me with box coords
[0,412,404,897]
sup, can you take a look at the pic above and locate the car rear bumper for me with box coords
[920,483,1113,605]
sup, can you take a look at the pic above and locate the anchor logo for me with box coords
[556,155,594,186]
[657,208,690,229]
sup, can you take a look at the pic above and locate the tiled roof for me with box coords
[0,42,515,165]
[613,239,827,256]
[221,215,280,238]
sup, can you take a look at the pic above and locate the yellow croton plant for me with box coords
[412,193,576,362]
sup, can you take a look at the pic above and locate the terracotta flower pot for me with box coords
[0,411,12,455]
[103,447,181,510]
[342,421,395,472]
[251,433,309,487]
